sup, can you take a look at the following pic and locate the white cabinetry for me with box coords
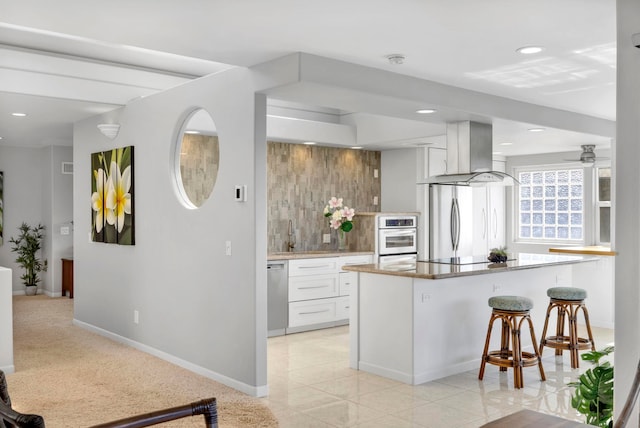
[427,147,447,178]
[487,186,505,250]
[287,254,372,332]
[472,186,506,255]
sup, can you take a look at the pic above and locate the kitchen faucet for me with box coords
[286,219,296,251]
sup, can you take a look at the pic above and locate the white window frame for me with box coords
[595,166,612,245]
[514,165,586,245]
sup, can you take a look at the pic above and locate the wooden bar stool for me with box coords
[479,295,546,389]
[539,287,596,369]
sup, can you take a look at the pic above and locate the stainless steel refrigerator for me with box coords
[429,184,476,260]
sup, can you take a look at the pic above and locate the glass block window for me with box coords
[518,168,584,240]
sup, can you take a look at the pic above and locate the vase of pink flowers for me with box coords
[323,197,355,251]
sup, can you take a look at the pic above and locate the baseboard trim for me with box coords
[0,365,15,374]
[73,319,268,397]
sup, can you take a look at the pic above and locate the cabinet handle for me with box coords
[299,309,331,315]
[298,285,330,290]
[299,265,331,269]
[482,208,487,239]
[344,306,350,309]
[493,208,498,239]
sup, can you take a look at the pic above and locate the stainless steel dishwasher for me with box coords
[267,260,288,337]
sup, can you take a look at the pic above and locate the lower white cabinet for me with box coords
[289,274,339,302]
[286,254,372,332]
[289,298,337,327]
[339,271,357,296]
[335,296,351,320]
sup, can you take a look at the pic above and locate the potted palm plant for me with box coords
[9,222,48,295]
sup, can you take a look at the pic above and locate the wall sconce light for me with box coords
[97,123,121,139]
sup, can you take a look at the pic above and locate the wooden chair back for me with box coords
[0,370,217,428]
[89,398,218,428]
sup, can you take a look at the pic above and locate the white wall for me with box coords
[72,67,268,396]
[0,267,14,373]
[614,0,640,423]
[44,146,73,296]
[381,148,419,212]
[0,147,48,293]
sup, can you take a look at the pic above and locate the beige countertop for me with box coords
[343,252,596,280]
[549,246,616,256]
[355,211,420,216]
[267,250,375,261]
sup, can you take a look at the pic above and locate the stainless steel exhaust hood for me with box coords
[428,121,517,185]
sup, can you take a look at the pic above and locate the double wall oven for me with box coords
[376,215,418,264]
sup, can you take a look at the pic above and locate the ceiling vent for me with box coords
[61,162,73,175]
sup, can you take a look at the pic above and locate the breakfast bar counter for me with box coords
[343,253,597,385]
[343,252,594,280]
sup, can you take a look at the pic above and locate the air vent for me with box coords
[61,162,73,174]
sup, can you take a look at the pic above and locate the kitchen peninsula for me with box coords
[344,253,597,385]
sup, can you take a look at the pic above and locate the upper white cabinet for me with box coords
[418,147,447,183]
[427,147,447,177]
[492,159,506,173]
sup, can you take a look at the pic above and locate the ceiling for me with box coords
[0,0,616,157]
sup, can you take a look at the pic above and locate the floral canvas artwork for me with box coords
[91,146,135,245]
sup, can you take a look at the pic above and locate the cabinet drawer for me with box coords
[289,258,339,276]
[339,271,357,296]
[288,274,339,302]
[339,255,373,271]
[289,298,337,327]
[335,296,350,320]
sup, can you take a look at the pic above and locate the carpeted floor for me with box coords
[6,295,278,427]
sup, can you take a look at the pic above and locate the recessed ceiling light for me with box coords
[351,146,363,150]
[11,112,27,117]
[184,130,200,134]
[416,109,437,114]
[516,46,544,55]
[499,142,513,146]
[303,141,316,145]
[386,54,405,65]
[528,127,546,132]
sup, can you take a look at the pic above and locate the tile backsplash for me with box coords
[267,142,381,252]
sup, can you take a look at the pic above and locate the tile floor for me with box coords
[261,325,614,427]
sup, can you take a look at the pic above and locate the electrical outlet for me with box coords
[421,293,431,303]
[225,241,232,256]
[134,310,139,324]
[374,168,379,178]
[323,234,331,244]
[60,226,70,235]
[373,196,379,205]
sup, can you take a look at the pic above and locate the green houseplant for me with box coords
[9,222,48,295]
[569,346,615,427]
[488,246,508,263]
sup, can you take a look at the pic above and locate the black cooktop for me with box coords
[421,255,515,265]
